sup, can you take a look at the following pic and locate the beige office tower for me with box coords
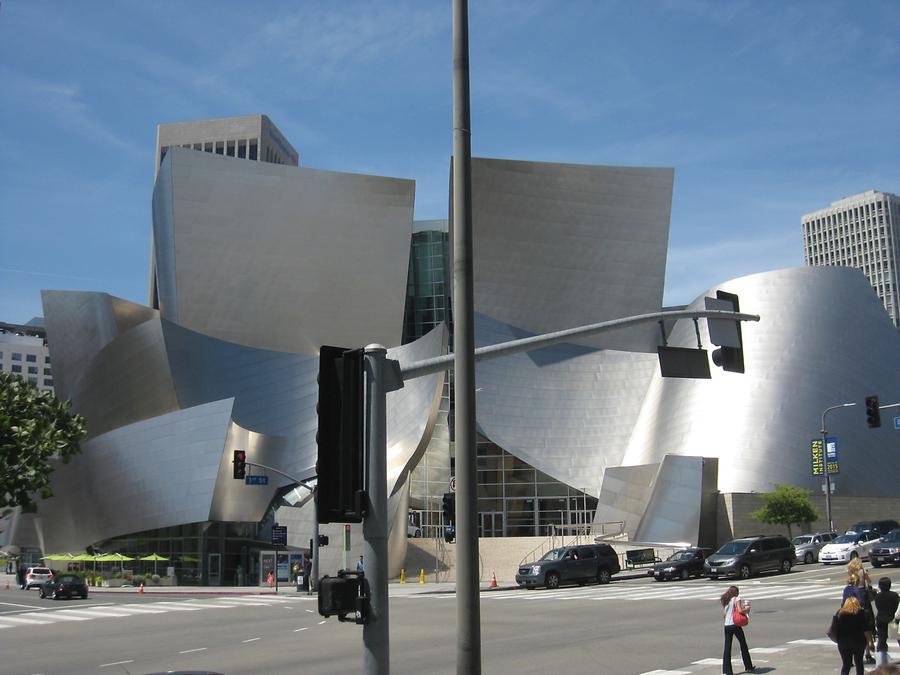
[149,115,300,306]
[802,190,900,327]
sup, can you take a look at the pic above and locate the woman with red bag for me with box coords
[721,585,756,675]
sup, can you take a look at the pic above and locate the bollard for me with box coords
[399,569,406,584]
[419,568,425,585]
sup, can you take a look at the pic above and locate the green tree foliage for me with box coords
[751,484,819,539]
[0,372,86,508]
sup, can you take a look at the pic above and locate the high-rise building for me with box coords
[149,115,300,307]
[802,190,900,326]
[0,319,54,393]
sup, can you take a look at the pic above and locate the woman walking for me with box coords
[833,596,869,675]
[845,560,876,663]
[721,585,755,675]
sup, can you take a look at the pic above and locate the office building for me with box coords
[0,320,54,393]
[802,190,900,326]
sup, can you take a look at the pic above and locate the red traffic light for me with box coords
[233,450,247,479]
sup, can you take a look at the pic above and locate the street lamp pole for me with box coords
[820,402,856,532]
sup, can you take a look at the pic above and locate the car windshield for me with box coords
[882,530,900,543]
[833,534,857,544]
[667,551,693,561]
[792,536,812,545]
[716,541,751,555]
[538,549,565,562]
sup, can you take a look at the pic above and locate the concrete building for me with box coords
[802,190,900,326]
[0,319,54,394]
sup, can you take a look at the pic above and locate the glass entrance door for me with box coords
[479,511,504,537]
[207,553,221,586]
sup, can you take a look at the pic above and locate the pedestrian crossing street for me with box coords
[411,582,845,604]
[0,595,307,630]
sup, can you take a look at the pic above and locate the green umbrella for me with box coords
[139,553,169,575]
[94,552,135,573]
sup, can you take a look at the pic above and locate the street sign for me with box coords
[894,416,900,430]
[245,475,269,485]
[272,525,287,547]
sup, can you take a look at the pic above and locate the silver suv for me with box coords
[23,566,53,590]
[792,532,837,564]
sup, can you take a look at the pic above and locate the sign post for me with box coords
[272,525,287,593]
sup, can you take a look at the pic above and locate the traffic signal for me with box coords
[707,291,745,373]
[442,492,455,524]
[318,534,330,546]
[316,346,366,524]
[865,395,881,428]
[232,450,246,480]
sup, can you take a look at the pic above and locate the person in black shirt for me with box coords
[834,596,869,675]
[874,577,900,665]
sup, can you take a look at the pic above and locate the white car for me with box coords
[23,566,53,590]
[818,531,881,564]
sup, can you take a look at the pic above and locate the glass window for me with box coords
[28,377,37,384]
[226,140,235,157]
[12,352,22,361]
[45,356,51,363]
[238,140,247,158]
[44,368,52,375]
[28,366,38,375]
[215,141,224,155]
[26,354,36,362]
[249,139,258,160]
[193,143,202,150]
[44,379,53,387]
[11,365,21,373]
[204,142,213,153]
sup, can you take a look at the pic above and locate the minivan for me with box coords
[703,535,795,580]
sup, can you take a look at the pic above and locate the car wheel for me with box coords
[739,565,752,580]
[597,568,611,585]
[872,561,882,568]
[51,590,58,600]
[680,568,689,581]
[850,551,859,561]
[81,591,88,599]
[780,559,792,574]
[804,552,814,564]
[653,576,663,582]
[545,572,561,589]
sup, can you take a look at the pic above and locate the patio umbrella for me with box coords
[94,552,135,573]
[139,553,169,575]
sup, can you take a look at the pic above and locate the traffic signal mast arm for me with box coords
[400,308,760,380]
[236,459,316,494]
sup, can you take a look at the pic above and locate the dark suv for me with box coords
[846,520,899,537]
[704,535,795,580]
[516,543,620,589]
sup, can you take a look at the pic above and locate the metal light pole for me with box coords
[820,402,856,532]
[451,0,481,674]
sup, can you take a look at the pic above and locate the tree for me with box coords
[0,372,86,508]
[751,484,819,539]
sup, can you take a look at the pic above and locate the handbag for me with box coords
[732,601,749,627]
[827,613,839,643]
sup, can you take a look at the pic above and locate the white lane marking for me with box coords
[305,609,315,613]
[49,608,144,619]
[639,670,691,675]
[17,612,89,621]
[750,647,788,653]
[294,627,309,632]
[242,637,261,643]
[0,615,54,625]
[144,602,206,611]
[179,647,208,654]
[99,660,134,668]
[692,658,720,665]
[789,638,835,645]
[318,620,327,625]
[107,604,170,613]
[0,601,48,610]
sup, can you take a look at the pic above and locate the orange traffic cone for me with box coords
[139,582,144,594]
[490,572,498,588]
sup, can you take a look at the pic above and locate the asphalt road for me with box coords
[1,564,898,674]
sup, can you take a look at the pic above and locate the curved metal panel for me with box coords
[470,158,673,351]
[153,148,415,354]
[623,267,900,497]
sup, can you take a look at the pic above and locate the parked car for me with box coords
[819,530,881,564]
[39,574,88,600]
[792,531,838,564]
[651,547,713,581]
[23,566,53,590]
[868,528,900,568]
[845,520,899,537]
[703,535,795,580]
[516,543,620,589]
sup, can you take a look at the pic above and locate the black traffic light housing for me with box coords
[316,346,366,524]
[708,291,745,373]
[318,569,369,624]
[232,450,246,480]
[865,395,881,428]
[318,534,329,547]
[442,492,455,524]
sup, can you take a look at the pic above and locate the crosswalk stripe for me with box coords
[144,602,206,611]
[17,611,90,621]
[0,615,55,625]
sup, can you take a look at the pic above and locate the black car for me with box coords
[704,535,795,580]
[40,574,88,600]
[870,528,900,568]
[651,547,713,581]
[846,520,899,537]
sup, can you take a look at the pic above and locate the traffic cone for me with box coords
[139,582,144,594]
[419,568,425,585]
[490,571,498,588]
[399,569,406,584]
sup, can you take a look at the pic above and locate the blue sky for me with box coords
[2,0,899,325]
